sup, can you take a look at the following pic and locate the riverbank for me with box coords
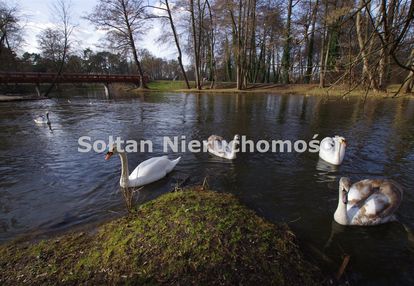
[0,187,321,285]
[139,80,409,98]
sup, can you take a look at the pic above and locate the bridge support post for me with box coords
[35,83,41,97]
[104,83,111,98]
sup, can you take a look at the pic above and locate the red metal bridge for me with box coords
[0,72,148,85]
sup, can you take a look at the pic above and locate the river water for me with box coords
[0,90,413,285]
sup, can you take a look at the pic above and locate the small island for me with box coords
[0,188,320,285]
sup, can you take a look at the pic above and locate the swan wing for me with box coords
[348,180,402,225]
[206,135,237,159]
[208,146,226,157]
[207,135,226,150]
[129,156,167,179]
[349,194,392,225]
[207,139,226,155]
[347,180,377,205]
[362,194,390,216]
[208,135,224,143]
[376,180,403,218]
[138,156,168,170]
[320,137,334,152]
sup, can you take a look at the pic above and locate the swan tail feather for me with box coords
[171,156,181,166]
[167,157,181,173]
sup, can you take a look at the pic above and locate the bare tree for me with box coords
[164,0,191,88]
[225,0,257,90]
[87,0,148,88]
[4,0,414,95]
[0,1,23,56]
[355,0,379,91]
[190,0,202,89]
[37,28,65,70]
[205,0,216,89]
[42,0,74,97]
[304,0,318,84]
[281,0,293,84]
[148,0,191,89]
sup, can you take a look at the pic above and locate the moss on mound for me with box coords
[0,188,320,285]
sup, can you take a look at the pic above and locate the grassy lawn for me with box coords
[139,80,409,98]
[147,80,195,91]
[0,187,321,285]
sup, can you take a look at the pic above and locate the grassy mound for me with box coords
[0,188,320,285]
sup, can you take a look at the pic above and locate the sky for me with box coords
[18,0,180,61]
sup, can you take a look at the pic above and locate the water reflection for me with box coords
[315,158,338,184]
[0,90,413,285]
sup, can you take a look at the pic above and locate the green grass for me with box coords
[132,80,411,98]
[0,187,320,285]
[147,80,195,91]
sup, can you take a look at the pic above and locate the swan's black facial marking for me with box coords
[342,189,348,204]
[105,151,113,160]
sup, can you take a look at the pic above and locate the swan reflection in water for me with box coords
[315,158,338,184]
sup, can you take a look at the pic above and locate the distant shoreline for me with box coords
[127,81,413,98]
[0,94,48,102]
[1,81,412,101]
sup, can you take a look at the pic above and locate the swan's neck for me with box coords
[228,140,238,159]
[335,142,345,163]
[334,190,348,225]
[118,152,129,188]
[334,141,340,161]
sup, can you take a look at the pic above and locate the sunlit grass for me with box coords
[141,81,411,98]
[147,80,195,91]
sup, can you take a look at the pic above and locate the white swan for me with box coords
[204,134,239,159]
[34,112,50,124]
[105,144,181,188]
[334,177,403,226]
[319,136,346,165]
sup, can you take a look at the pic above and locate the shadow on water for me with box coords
[0,89,414,285]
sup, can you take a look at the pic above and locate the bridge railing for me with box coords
[0,72,149,84]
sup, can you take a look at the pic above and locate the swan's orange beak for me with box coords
[105,151,113,160]
[341,139,347,146]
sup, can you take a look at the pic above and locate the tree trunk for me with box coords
[206,0,216,89]
[43,0,71,97]
[272,48,277,83]
[165,0,190,89]
[235,1,243,90]
[356,0,379,91]
[281,0,293,84]
[319,0,328,88]
[304,0,318,84]
[190,0,201,90]
[43,37,68,98]
[402,48,414,93]
[130,39,147,88]
[121,0,147,89]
